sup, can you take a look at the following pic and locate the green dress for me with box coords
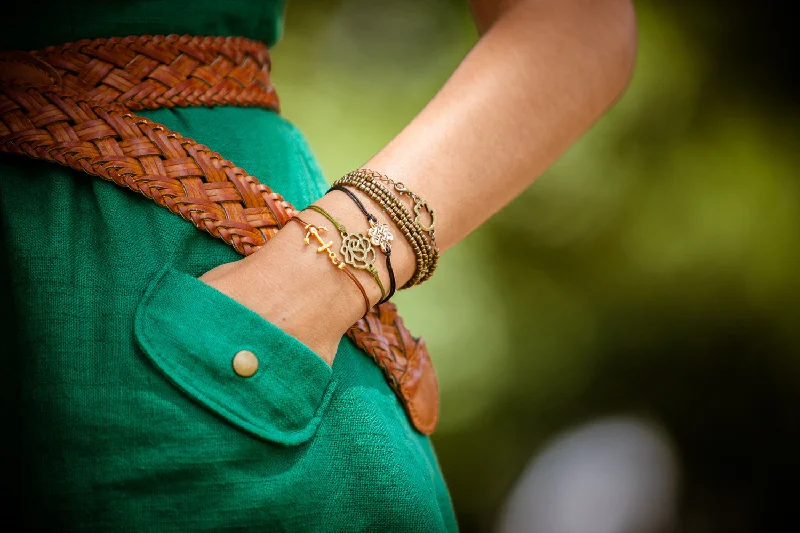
[0,1,458,531]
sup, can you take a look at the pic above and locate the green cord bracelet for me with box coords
[328,185,397,304]
[305,204,386,302]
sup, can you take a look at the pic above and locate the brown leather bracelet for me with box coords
[286,216,371,318]
[328,185,397,304]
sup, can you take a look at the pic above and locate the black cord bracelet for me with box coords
[328,185,397,304]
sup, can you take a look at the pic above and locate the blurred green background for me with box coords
[272,1,799,531]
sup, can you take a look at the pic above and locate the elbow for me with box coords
[481,0,639,106]
[599,0,639,102]
[510,0,639,106]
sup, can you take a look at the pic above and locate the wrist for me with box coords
[309,187,417,293]
[200,223,365,365]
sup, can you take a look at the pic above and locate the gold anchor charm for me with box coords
[301,223,346,269]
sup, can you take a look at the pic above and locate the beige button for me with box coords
[232,350,259,378]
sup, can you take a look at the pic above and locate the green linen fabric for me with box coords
[0,0,285,50]
[0,2,458,531]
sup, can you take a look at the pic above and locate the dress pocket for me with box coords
[134,265,336,445]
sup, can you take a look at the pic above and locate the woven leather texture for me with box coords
[33,35,280,111]
[0,35,438,434]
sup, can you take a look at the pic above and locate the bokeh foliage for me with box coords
[273,2,799,531]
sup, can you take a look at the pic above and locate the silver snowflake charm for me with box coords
[368,222,394,253]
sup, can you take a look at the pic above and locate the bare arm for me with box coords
[201,0,638,364]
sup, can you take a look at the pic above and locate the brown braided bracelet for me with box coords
[286,216,371,317]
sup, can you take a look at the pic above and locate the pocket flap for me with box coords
[134,266,335,445]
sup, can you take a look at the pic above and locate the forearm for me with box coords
[202,0,638,363]
[366,0,637,251]
[307,0,637,311]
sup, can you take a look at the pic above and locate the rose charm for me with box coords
[368,222,394,253]
[341,233,376,270]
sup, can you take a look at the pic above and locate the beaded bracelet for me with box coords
[305,204,387,302]
[333,172,439,288]
[340,169,439,281]
[333,176,427,288]
[328,185,397,304]
[286,216,371,317]
[351,168,437,246]
[336,176,435,288]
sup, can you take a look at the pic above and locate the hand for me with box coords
[197,184,421,366]
[197,223,369,366]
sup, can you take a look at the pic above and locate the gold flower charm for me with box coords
[368,222,394,253]
[341,233,376,270]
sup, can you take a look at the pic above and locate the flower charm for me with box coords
[341,233,376,270]
[368,222,394,253]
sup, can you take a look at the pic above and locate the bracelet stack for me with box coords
[333,169,438,289]
[293,168,439,310]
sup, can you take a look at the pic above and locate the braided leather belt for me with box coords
[0,35,438,435]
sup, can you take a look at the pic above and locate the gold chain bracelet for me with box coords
[352,168,436,244]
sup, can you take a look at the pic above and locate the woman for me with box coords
[0,0,636,531]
